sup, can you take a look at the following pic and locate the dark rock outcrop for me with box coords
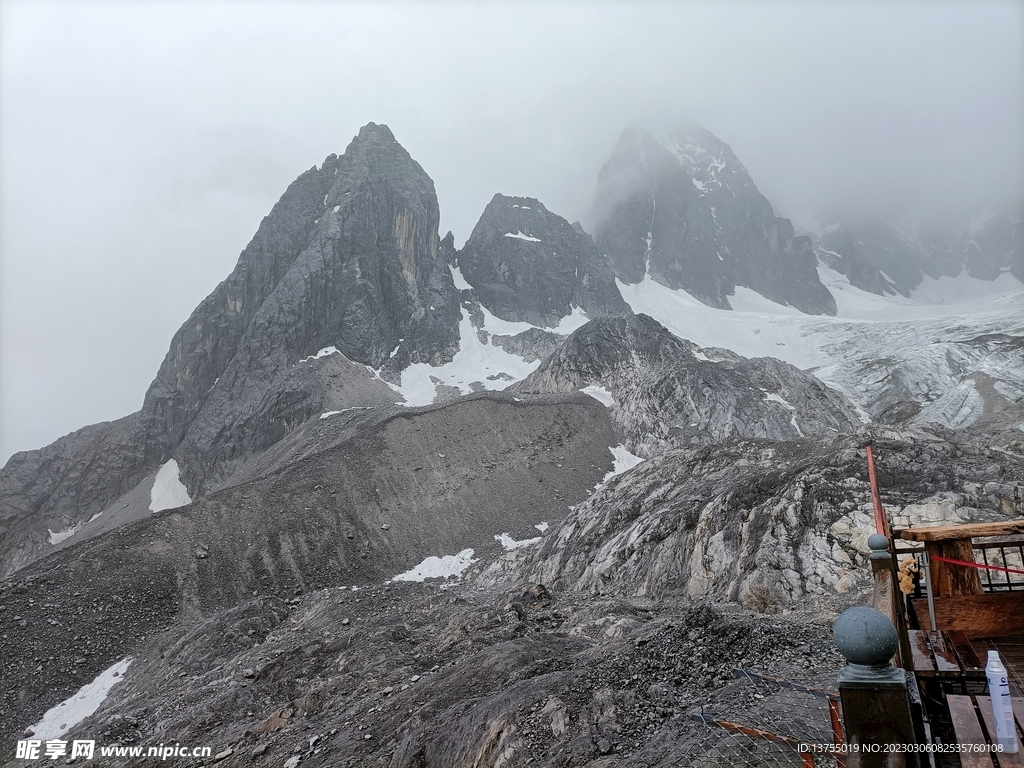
[457,194,631,326]
[817,207,1024,297]
[489,327,566,363]
[592,124,836,314]
[511,314,862,456]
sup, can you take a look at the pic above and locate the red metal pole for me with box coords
[865,445,890,541]
[829,699,847,768]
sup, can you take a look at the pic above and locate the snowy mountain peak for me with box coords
[661,123,749,198]
[592,124,836,315]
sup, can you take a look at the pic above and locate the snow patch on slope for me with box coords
[449,264,472,291]
[598,444,645,487]
[300,346,340,363]
[27,657,132,741]
[581,385,615,407]
[504,230,542,242]
[387,308,542,406]
[552,305,591,333]
[495,532,542,550]
[765,392,803,437]
[385,298,592,407]
[150,459,192,513]
[47,523,84,545]
[320,407,370,420]
[391,549,477,582]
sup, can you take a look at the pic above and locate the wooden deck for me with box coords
[971,634,1024,697]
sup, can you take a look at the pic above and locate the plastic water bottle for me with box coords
[986,650,1019,754]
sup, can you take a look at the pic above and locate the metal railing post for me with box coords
[921,551,937,632]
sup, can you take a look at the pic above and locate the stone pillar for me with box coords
[834,607,921,768]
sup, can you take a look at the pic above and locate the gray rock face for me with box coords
[592,125,836,314]
[492,417,1023,608]
[817,207,1024,296]
[457,194,631,326]
[817,220,951,297]
[511,314,862,456]
[0,415,146,576]
[0,394,619,741]
[142,122,461,486]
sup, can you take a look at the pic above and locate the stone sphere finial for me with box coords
[867,533,890,559]
[833,606,898,666]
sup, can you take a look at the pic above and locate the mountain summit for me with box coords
[591,124,837,315]
[140,122,463,487]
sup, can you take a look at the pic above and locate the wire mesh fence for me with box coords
[682,668,844,768]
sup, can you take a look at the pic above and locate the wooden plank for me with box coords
[908,630,936,676]
[976,695,1024,767]
[947,695,995,768]
[1015,697,1024,738]
[927,538,985,597]
[911,599,930,631]
[910,594,1024,639]
[948,630,986,676]
[928,630,962,675]
[871,556,899,626]
[896,521,1024,542]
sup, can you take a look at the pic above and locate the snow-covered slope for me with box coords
[619,265,1024,427]
[383,258,1023,429]
[379,265,593,406]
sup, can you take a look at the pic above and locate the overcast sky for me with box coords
[2,0,1022,463]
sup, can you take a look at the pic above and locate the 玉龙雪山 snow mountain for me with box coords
[1,120,1022,768]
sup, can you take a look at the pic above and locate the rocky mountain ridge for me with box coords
[510,314,861,456]
[815,206,1023,296]
[482,416,1024,606]
[1,118,1023,768]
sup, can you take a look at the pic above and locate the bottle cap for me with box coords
[988,650,1000,661]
